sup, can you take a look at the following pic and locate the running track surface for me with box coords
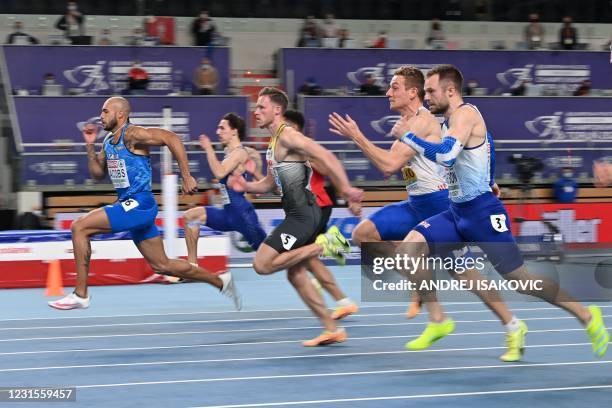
[1,265,610,407]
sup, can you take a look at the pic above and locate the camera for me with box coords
[508,154,544,185]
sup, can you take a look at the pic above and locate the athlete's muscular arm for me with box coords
[279,128,363,204]
[128,126,198,194]
[230,172,276,194]
[329,112,412,175]
[82,124,107,180]
[199,135,247,179]
[393,107,476,167]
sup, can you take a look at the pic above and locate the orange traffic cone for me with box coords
[45,260,65,297]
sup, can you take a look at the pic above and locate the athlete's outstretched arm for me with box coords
[82,124,107,180]
[199,135,247,179]
[128,126,197,194]
[279,128,363,204]
[329,112,415,175]
[230,172,276,194]
[392,108,475,167]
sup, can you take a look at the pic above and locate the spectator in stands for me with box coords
[359,74,384,96]
[298,77,323,96]
[192,57,219,95]
[5,21,39,44]
[127,28,145,46]
[573,79,591,96]
[426,19,445,49]
[298,26,322,48]
[191,10,217,46]
[97,28,113,45]
[55,1,84,41]
[127,60,149,95]
[524,13,545,50]
[338,29,351,48]
[553,168,578,203]
[370,31,388,48]
[559,16,578,50]
[322,14,339,40]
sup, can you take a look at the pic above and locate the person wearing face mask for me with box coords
[6,21,39,44]
[559,16,578,50]
[97,28,113,45]
[191,10,217,47]
[553,167,578,203]
[55,1,84,42]
[192,58,219,95]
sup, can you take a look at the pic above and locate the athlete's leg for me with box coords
[307,257,344,301]
[137,235,222,287]
[70,208,113,298]
[253,242,323,275]
[183,206,207,265]
[288,261,336,331]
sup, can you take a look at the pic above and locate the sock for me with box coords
[505,316,520,333]
[336,297,352,307]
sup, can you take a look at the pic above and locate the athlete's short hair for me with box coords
[393,65,425,100]
[223,112,246,141]
[283,110,305,132]
[258,87,289,113]
[427,64,464,93]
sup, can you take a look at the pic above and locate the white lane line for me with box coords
[189,384,612,408]
[0,306,596,331]
[0,327,601,352]
[70,360,612,389]
[0,314,607,347]
[0,303,452,323]
[0,342,605,373]
[0,323,596,346]
[2,303,601,323]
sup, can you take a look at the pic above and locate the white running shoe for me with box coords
[219,272,242,311]
[48,292,90,310]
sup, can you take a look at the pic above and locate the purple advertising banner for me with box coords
[15,96,249,186]
[2,45,229,95]
[281,48,610,95]
[13,96,248,149]
[303,96,612,180]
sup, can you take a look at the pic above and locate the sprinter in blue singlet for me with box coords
[183,113,266,263]
[48,97,241,311]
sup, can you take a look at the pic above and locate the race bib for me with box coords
[214,183,231,206]
[445,168,463,198]
[108,159,130,189]
[401,165,418,190]
[121,198,140,212]
[280,233,297,250]
[490,214,509,232]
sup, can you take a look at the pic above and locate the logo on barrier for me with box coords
[496,64,590,91]
[347,63,433,88]
[525,112,612,141]
[370,115,400,135]
[63,63,109,92]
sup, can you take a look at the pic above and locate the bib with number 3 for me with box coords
[490,214,508,232]
[401,165,418,189]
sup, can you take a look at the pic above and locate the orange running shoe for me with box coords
[302,328,347,347]
[331,302,359,320]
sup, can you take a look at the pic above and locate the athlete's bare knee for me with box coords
[287,265,306,285]
[71,216,91,237]
[502,267,531,294]
[253,256,272,275]
[184,207,204,224]
[351,221,376,247]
